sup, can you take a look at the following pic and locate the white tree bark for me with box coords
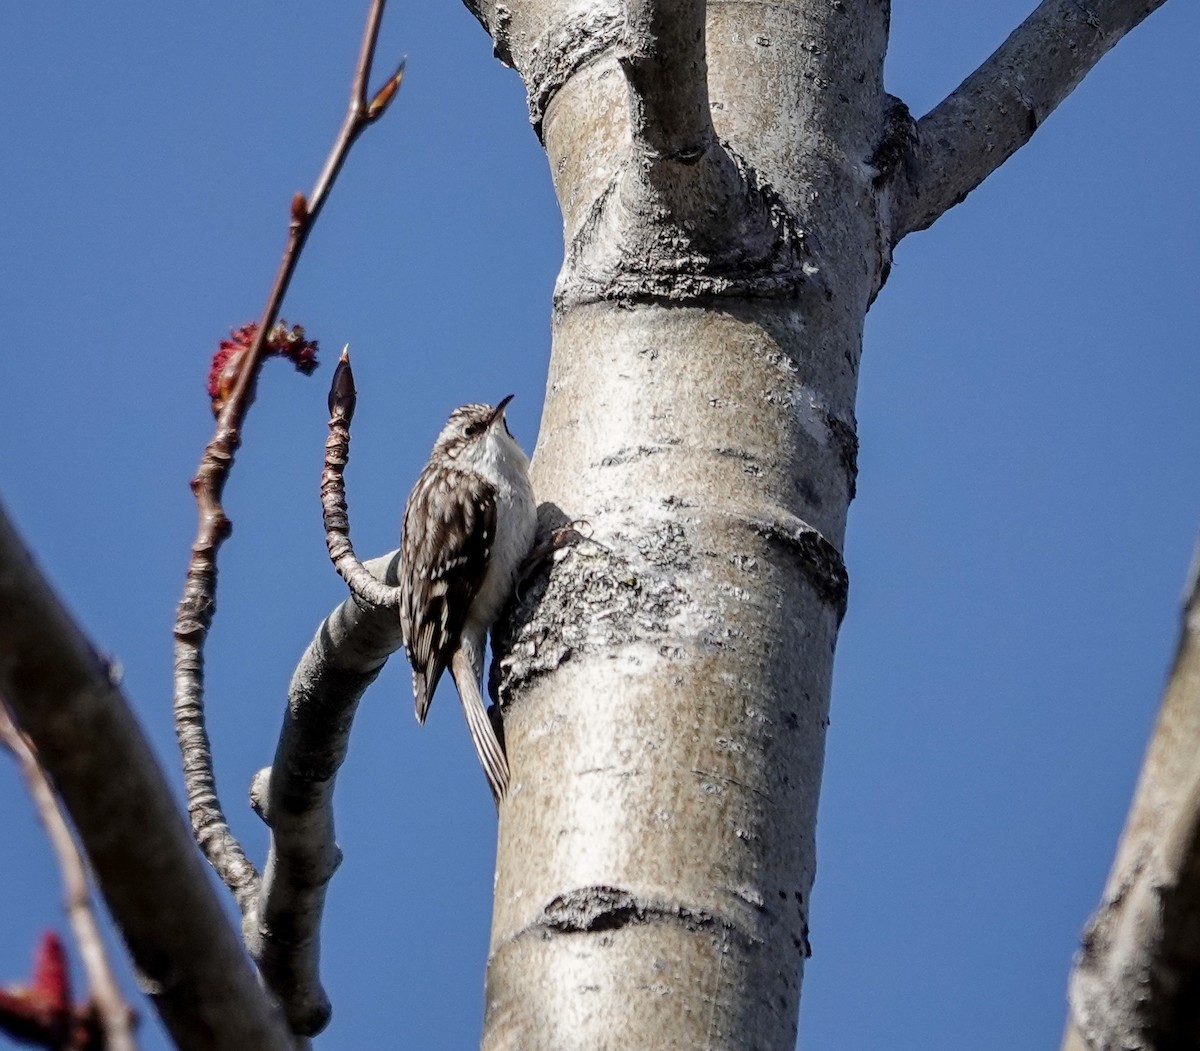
[477,3,882,1047]
[458,1,1170,1048]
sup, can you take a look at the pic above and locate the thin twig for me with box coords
[0,699,138,1051]
[322,349,404,608]
[172,0,405,912]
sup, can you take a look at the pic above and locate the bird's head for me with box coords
[432,395,517,464]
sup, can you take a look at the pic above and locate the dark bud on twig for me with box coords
[367,57,407,121]
[291,192,309,225]
[328,347,356,422]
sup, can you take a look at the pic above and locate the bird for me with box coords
[398,396,537,802]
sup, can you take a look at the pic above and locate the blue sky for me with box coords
[1,3,1196,1049]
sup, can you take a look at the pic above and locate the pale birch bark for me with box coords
[450,1,1173,1048]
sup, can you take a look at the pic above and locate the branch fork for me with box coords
[554,0,819,308]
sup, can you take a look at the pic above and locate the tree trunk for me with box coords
[479,2,884,1047]
[463,0,1169,1047]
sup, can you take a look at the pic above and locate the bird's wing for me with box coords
[399,464,497,723]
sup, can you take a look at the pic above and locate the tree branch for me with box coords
[172,0,404,915]
[321,350,404,610]
[238,352,406,1035]
[0,699,137,1051]
[0,499,293,1051]
[620,0,712,163]
[248,551,405,1036]
[555,0,813,308]
[891,0,1169,241]
[1064,541,1200,1048]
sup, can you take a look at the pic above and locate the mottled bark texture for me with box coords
[481,2,879,1049]
[1064,552,1200,1051]
[462,1,1171,1049]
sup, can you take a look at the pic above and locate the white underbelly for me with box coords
[468,483,536,629]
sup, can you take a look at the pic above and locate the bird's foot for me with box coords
[515,520,591,598]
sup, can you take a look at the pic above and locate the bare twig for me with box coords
[0,700,138,1051]
[890,0,1169,241]
[322,349,404,609]
[172,0,405,913]
[0,500,294,1051]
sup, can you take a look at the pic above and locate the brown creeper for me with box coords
[399,395,537,802]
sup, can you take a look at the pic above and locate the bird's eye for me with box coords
[464,422,481,438]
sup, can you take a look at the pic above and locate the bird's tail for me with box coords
[412,668,432,725]
[450,648,510,804]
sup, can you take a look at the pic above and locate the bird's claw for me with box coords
[515,519,591,600]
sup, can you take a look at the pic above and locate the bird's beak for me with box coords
[489,394,515,428]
